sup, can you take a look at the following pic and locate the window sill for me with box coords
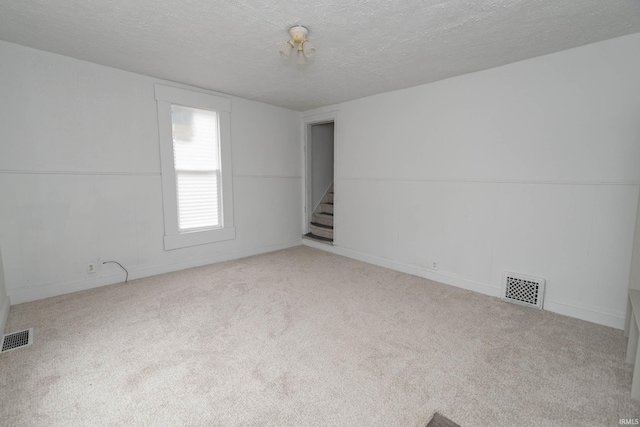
[164,227,236,250]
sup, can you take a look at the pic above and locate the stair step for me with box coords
[312,212,333,226]
[326,192,334,204]
[304,232,333,243]
[319,202,334,214]
[310,222,332,229]
[310,222,334,240]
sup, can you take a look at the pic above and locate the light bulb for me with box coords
[302,40,316,58]
[297,49,307,65]
[279,41,293,59]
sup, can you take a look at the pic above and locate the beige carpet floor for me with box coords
[1,246,638,426]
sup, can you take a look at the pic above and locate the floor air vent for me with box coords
[1,328,33,353]
[501,272,545,310]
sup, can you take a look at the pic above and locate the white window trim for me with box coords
[155,84,235,250]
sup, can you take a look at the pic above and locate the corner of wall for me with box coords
[629,187,640,291]
[0,246,8,334]
[0,295,9,335]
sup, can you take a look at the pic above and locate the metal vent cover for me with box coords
[501,272,545,309]
[1,328,34,353]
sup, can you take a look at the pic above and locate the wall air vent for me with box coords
[1,328,33,353]
[501,272,545,310]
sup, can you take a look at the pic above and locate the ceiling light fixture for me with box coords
[279,25,316,64]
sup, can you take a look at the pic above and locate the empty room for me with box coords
[1,1,640,426]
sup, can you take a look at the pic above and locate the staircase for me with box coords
[306,184,334,243]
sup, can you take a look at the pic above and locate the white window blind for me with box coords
[171,104,221,231]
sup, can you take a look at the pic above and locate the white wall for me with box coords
[311,122,335,210]
[0,41,302,304]
[0,247,9,333]
[308,33,640,328]
[630,189,640,291]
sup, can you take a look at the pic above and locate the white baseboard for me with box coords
[8,238,624,330]
[126,240,303,283]
[9,240,303,305]
[302,239,500,296]
[0,295,10,335]
[302,240,626,329]
[543,299,625,330]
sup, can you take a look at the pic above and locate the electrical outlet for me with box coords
[87,262,96,274]
[431,261,439,270]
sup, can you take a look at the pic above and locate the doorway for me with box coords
[305,121,335,243]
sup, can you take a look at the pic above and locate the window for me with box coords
[155,85,235,250]
[172,105,221,231]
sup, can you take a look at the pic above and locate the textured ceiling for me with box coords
[0,1,639,111]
